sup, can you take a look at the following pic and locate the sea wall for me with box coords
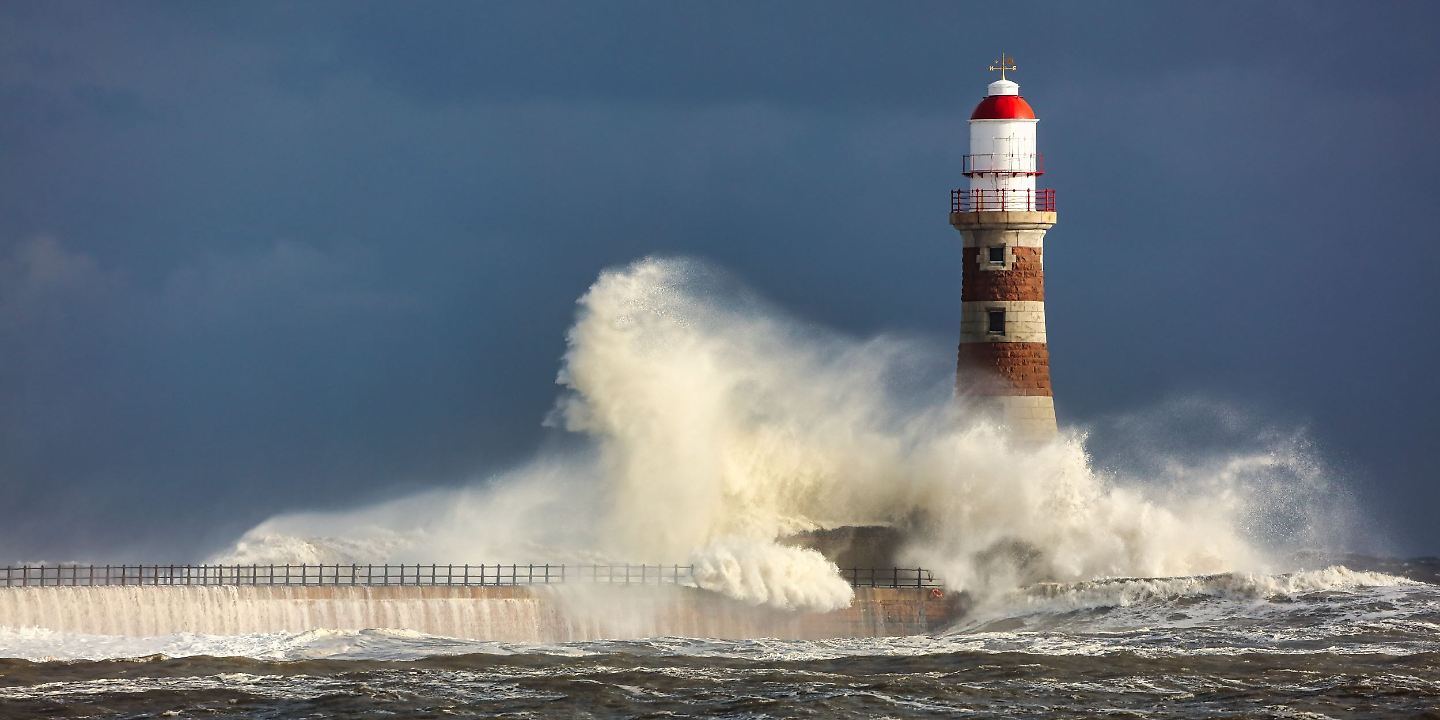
[0,585,955,641]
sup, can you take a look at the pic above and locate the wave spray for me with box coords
[215,257,1343,612]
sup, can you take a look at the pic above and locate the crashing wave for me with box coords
[205,257,1349,613]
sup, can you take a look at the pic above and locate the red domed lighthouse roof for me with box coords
[970,77,1037,120]
[971,94,1036,120]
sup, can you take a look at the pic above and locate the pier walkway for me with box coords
[2,564,939,589]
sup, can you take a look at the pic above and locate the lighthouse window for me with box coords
[987,309,1006,334]
[988,246,1006,264]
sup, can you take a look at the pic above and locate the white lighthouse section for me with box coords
[967,79,1039,207]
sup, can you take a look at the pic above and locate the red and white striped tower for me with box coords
[950,55,1058,439]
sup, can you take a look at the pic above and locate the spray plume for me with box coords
[214,257,1342,612]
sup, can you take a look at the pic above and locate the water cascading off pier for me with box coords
[0,564,956,642]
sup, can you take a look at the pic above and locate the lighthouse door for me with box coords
[993,132,1019,208]
[994,132,1015,164]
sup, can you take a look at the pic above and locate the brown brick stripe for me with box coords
[961,246,1044,302]
[956,342,1053,396]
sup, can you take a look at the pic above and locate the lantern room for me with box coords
[954,55,1053,213]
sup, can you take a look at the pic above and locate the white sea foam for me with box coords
[0,626,501,663]
[689,537,854,612]
[952,566,1429,637]
[2,573,1435,663]
[206,257,1346,611]
[1022,565,1418,606]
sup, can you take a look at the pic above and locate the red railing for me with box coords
[962,153,1044,177]
[951,188,1055,213]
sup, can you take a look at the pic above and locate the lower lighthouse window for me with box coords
[987,308,1006,335]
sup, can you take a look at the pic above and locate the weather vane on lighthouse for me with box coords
[988,53,1016,80]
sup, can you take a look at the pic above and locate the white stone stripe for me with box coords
[964,396,1057,438]
[998,395,1057,436]
[957,227,1049,248]
[960,300,1046,343]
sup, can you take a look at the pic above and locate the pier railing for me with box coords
[844,567,939,588]
[1,564,939,589]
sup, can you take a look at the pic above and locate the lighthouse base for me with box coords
[975,395,1057,441]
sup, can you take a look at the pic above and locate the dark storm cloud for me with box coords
[1,1,1437,559]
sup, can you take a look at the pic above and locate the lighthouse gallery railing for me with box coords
[951,188,1056,213]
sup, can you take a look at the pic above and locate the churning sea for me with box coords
[1,564,1437,719]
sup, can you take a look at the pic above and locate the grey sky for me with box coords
[2,1,1437,559]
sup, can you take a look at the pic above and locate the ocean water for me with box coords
[3,259,1436,716]
[1,567,1436,719]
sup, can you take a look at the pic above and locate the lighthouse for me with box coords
[950,56,1058,439]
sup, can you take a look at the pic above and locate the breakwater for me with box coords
[1,563,938,589]
[0,584,956,641]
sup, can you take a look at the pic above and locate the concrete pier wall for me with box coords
[0,585,956,641]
